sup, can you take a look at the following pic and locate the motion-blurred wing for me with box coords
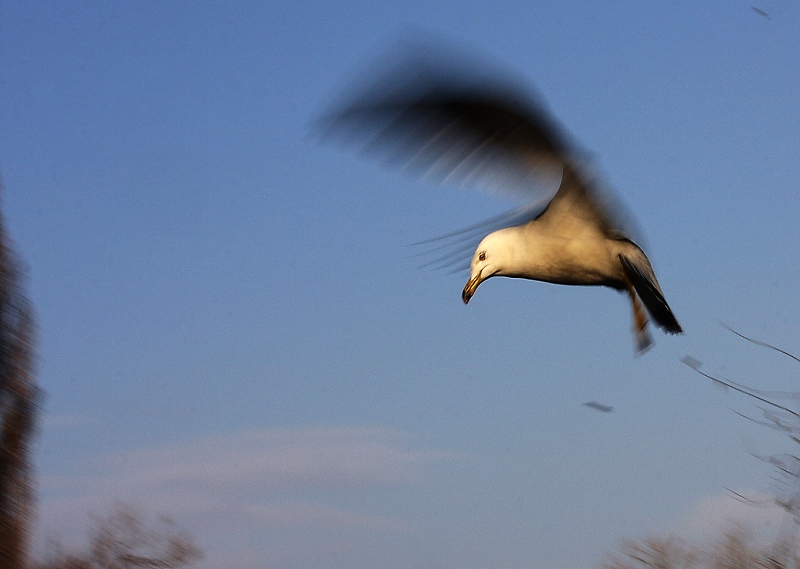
[318,54,644,265]
[318,61,570,205]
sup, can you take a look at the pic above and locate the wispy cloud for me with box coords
[35,425,458,563]
[100,425,452,493]
[243,501,408,530]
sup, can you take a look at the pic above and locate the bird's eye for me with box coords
[478,251,486,261]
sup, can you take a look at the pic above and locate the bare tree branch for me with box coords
[34,504,202,569]
[721,322,800,366]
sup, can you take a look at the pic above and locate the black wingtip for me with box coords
[619,254,682,335]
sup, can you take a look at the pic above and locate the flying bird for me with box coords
[583,401,614,413]
[320,50,682,351]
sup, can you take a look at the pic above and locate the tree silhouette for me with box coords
[683,327,800,566]
[0,182,38,569]
[685,331,800,512]
[604,527,800,569]
[35,504,202,569]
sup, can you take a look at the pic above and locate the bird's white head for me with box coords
[462,230,514,304]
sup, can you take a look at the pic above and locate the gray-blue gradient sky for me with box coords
[2,2,800,568]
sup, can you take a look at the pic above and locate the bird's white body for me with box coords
[480,226,627,287]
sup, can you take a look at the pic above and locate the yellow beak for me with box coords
[462,273,483,304]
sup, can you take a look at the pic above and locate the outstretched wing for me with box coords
[318,59,569,199]
[318,52,643,266]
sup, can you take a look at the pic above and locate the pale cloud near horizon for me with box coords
[243,501,408,530]
[35,425,458,565]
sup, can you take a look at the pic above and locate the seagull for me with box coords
[320,52,682,352]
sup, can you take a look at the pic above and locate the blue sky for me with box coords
[1,2,800,568]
